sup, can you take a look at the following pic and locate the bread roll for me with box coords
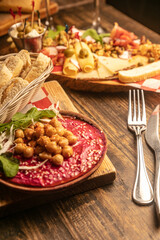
[118,60,160,83]
[4,56,23,78]
[0,77,29,106]
[0,64,12,88]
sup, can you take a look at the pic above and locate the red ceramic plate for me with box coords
[0,111,107,193]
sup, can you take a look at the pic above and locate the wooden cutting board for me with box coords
[0,80,116,218]
[0,1,58,37]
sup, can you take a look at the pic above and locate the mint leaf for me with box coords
[0,153,19,178]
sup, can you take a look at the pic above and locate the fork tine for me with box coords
[128,90,132,122]
[141,90,146,124]
[133,90,136,122]
[137,90,141,122]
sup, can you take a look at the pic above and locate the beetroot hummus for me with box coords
[10,116,106,187]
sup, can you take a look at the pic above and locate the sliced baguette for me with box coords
[17,50,31,68]
[0,77,29,106]
[24,53,51,82]
[118,60,160,83]
[0,64,12,88]
[4,55,23,78]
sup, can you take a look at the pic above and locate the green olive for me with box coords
[17,32,25,39]
[33,22,38,29]
[26,21,30,26]
[17,25,24,32]
[79,48,89,58]
[36,26,44,34]
[64,47,75,58]
[25,26,32,34]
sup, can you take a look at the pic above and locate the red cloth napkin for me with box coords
[21,87,55,113]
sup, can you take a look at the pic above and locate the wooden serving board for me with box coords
[0,1,58,37]
[0,80,116,218]
[50,73,135,93]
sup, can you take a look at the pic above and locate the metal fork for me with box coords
[128,89,153,205]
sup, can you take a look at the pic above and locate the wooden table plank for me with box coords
[0,1,160,239]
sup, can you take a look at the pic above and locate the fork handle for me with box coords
[133,132,153,205]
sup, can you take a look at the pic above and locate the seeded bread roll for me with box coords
[4,55,23,78]
[118,60,160,83]
[0,64,12,89]
[24,53,51,82]
[0,77,29,107]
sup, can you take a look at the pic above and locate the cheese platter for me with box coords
[41,23,160,92]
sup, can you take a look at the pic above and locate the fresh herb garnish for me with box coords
[0,153,19,178]
[82,29,110,45]
[0,107,57,178]
[0,107,56,133]
[47,25,65,39]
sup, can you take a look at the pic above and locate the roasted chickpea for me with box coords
[39,151,52,160]
[50,118,62,127]
[50,154,64,166]
[28,140,36,148]
[24,128,35,140]
[15,129,24,138]
[37,136,50,146]
[45,124,57,137]
[62,146,73,158]
[14,143,26,154]
[23,146,34,158]
[58,137,69,147]
[54,145,62,154]
[63,130,73,138]
[29,124,34,129]
[34,122,44,128]
[14,138,24,144]
[34,145,45,155]
[67,135,78,145]
[34,127,44,138]
[56,126,65,136]
[45,141,58,154]
[50,134,61,143]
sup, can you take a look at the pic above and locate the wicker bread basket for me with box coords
[0,52,53,123]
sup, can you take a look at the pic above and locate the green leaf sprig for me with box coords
[0,153,19,178]
[47,25,65,39]
[0,107,56,133]
[0,107,57,178]
[82,29,110,45]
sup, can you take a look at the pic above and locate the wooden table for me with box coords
[0,1,160,239]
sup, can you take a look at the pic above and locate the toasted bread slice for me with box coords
[119,60,160,83]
